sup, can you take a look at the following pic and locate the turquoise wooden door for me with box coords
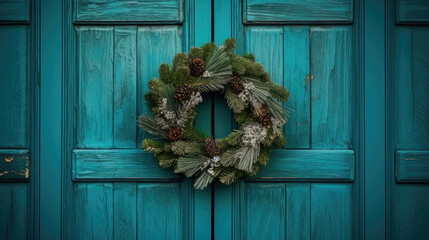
[62,0,212,239]
[389,1,429,239]
[2,0,429,239]
[212,0,357,239]
[0,0,33,239]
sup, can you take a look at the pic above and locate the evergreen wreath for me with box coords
[138,39,290,189]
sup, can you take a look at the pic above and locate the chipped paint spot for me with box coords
[404,158,417,161]
[298,122,301,127]
[4,157,13,163]
[305,74,310,84]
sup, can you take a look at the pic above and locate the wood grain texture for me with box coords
[72,149,180,180]
[310,184,352,239]
[394,185,429,239]
[245,183,285,240]
[246,27,283,89]
[113,27,137,148]
[396,150,429,182]
[0,149,30,180]
[0,0,29,21]
[310,26,353,149]
[397,0,429,23]
[248,149,354,181]
[75,0,184,23]
[76,27,114,148]
[0,183,28,240]
[137,26,182,142]
[395,27,429,149]
[244,0,353,23]
[0,26,29,148]
[137,183,181,239]
[113,183,137,239]
[286,183,310,240]
[284,26,310,148]
[74,183,114,240]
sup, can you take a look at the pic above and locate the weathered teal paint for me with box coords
[40,0,62,239]
[1,0,429,239]
[389,1,429,239]
[0,1,32,239]
[244,0,353,23]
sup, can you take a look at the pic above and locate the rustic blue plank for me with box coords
[74,183,113,240]
[397,0,429,23]
[137,26,182,142]
[0,0,29,21]
[394,185,429,239]
[0,26,29,148]
[0,150,30,180]
[310,26,353,149]
[310,184,352,239]
[248,149,354,181]
[284,26,310,148]
[244,0,353,23]
[286,183,310,240]
[72,149,181,180]
[245,183,285,240]
[113,26,137,148]
[76,27,114,148]
[0,183,28,240]
[137,183,181,239]
[113,183,137,239]
[396,150,429,182]
[75,0,184,23]
[194,1,213,239]
[246,26,284,88]
[395,28,429,149]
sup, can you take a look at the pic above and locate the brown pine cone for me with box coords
[190,58,205,77]
[257,114,272,127]
[204,138,221,157]
[253,105,269,116]
[169,128,183,141]
[228,76,244,92]
[174,84,192,102]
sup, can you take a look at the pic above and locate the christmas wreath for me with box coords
[138,39,289,189]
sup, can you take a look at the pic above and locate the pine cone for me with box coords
[228,76,244,92]
[169,128,183,141]
[190,58,205,77]
[253,105,269,116]
[174,84,192,102]
[204,138,221,157]
[257,114,272,127]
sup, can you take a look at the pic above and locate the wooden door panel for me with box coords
[391,2,429,238]
[214,1,357,238]
[66,1,208,239]
[0,26,29,148]
[243,0,353,23]
[241,183,352,239]
[0,2,32,239]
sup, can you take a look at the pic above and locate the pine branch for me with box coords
[194,171,215,190]
[159,84,179,114]
[225,88,246,113]
[177,156,206,177]
[219,167,239,185]
[142,139,165,154]
[236,145,260,172]
[188,77,227,93]
[171,141,204,156]
[137,115,169,139]
[154,152,178,168]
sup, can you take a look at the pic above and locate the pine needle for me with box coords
[177,156,206,177]
[137,115,169,139]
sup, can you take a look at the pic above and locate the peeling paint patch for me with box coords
[4,157,13,162]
